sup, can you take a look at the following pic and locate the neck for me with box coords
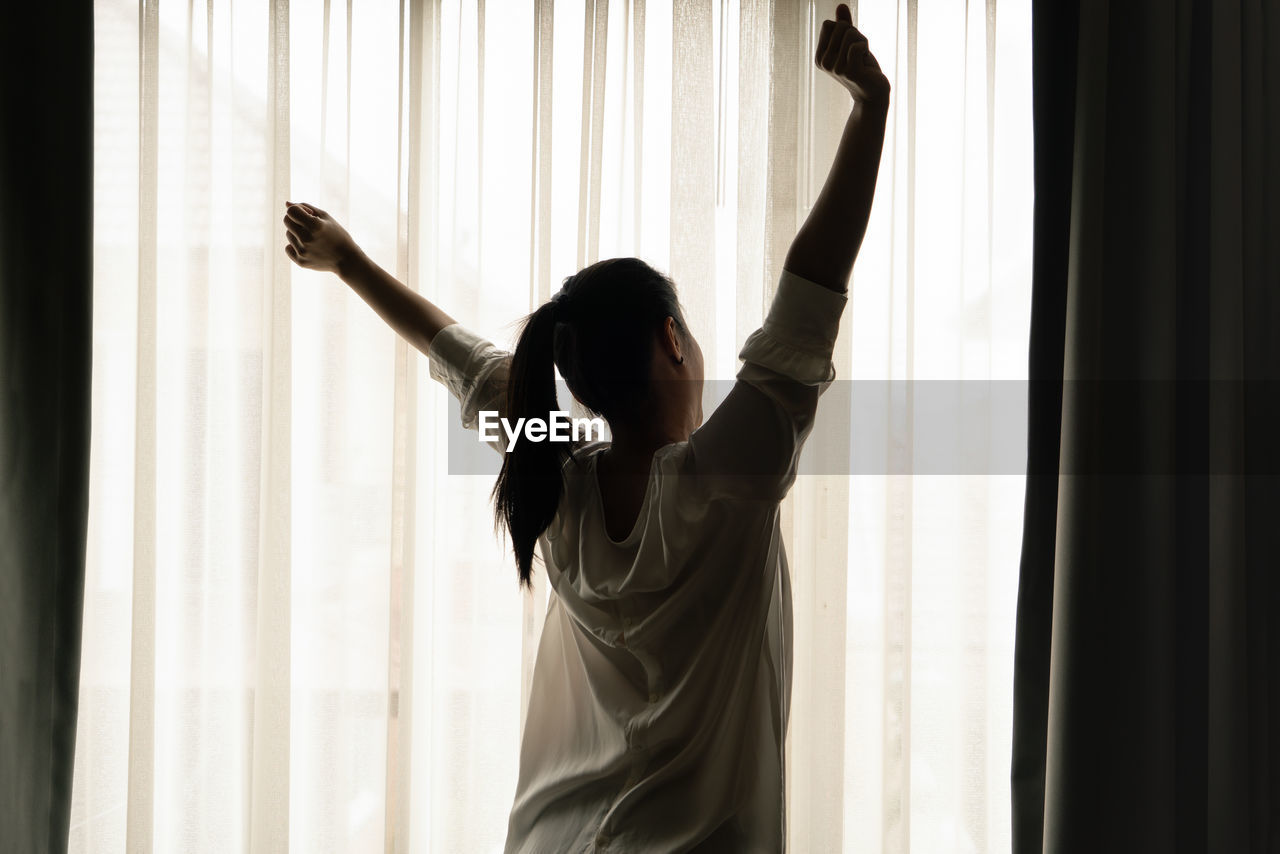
[605,420,689,466]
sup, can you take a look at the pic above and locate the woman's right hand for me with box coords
[815,4,890,107]
[283,202,361,274]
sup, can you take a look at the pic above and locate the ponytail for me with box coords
[493,257,688,588]
[492,301,574,589]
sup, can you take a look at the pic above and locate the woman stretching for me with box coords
[283,5,887,850]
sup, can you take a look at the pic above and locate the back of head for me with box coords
[493,257,688,588]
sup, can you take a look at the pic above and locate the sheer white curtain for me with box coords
[73,0,1031,851]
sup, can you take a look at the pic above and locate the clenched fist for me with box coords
[283,202,361,274]
[816,4,889,106]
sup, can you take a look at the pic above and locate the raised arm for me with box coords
[282,202,457,355]
[688,5,888,500]
[783,3,890,293]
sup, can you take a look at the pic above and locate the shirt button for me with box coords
[648,692,658,703]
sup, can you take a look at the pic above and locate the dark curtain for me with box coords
[1012,0,1279,852]
[0,2,94,852]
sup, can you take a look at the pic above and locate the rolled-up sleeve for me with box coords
[690,268,847,500]
[427,323,512,454]
[736,268,847,387]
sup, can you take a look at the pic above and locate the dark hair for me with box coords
[492,257,689,589]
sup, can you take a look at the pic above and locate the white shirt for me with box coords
[427,269,847,853]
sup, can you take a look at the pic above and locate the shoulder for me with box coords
[566,440,608,472]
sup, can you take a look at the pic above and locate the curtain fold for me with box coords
[123,0,159,846]
[1012,0,1280,851]
[1008,0,1075,847]
[74,1,1032,851]
[0,3,94,853]
[249,0,294,849]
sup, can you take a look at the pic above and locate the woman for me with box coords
[283,5,887,850]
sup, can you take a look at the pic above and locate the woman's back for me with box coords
[507,438,791,852]
[425,267,847,851]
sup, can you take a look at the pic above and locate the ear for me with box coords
[659,316,684,363]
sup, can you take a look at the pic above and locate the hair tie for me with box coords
[549,289,572,321]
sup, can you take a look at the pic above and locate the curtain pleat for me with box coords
[881,5,917,850]
[384,1,415,848]
[734,0,766,348]
[0,1,93,851]
[1225,0,1280,839]
[1205,0,1249,826]
[630,0,645,251]
[475,0,486,283]
[249,1,293,851]
[578,0,609,267]
[124,0,161,849]
[392,3,435,849]
[403,0,439,847]
[669,0,715,334]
